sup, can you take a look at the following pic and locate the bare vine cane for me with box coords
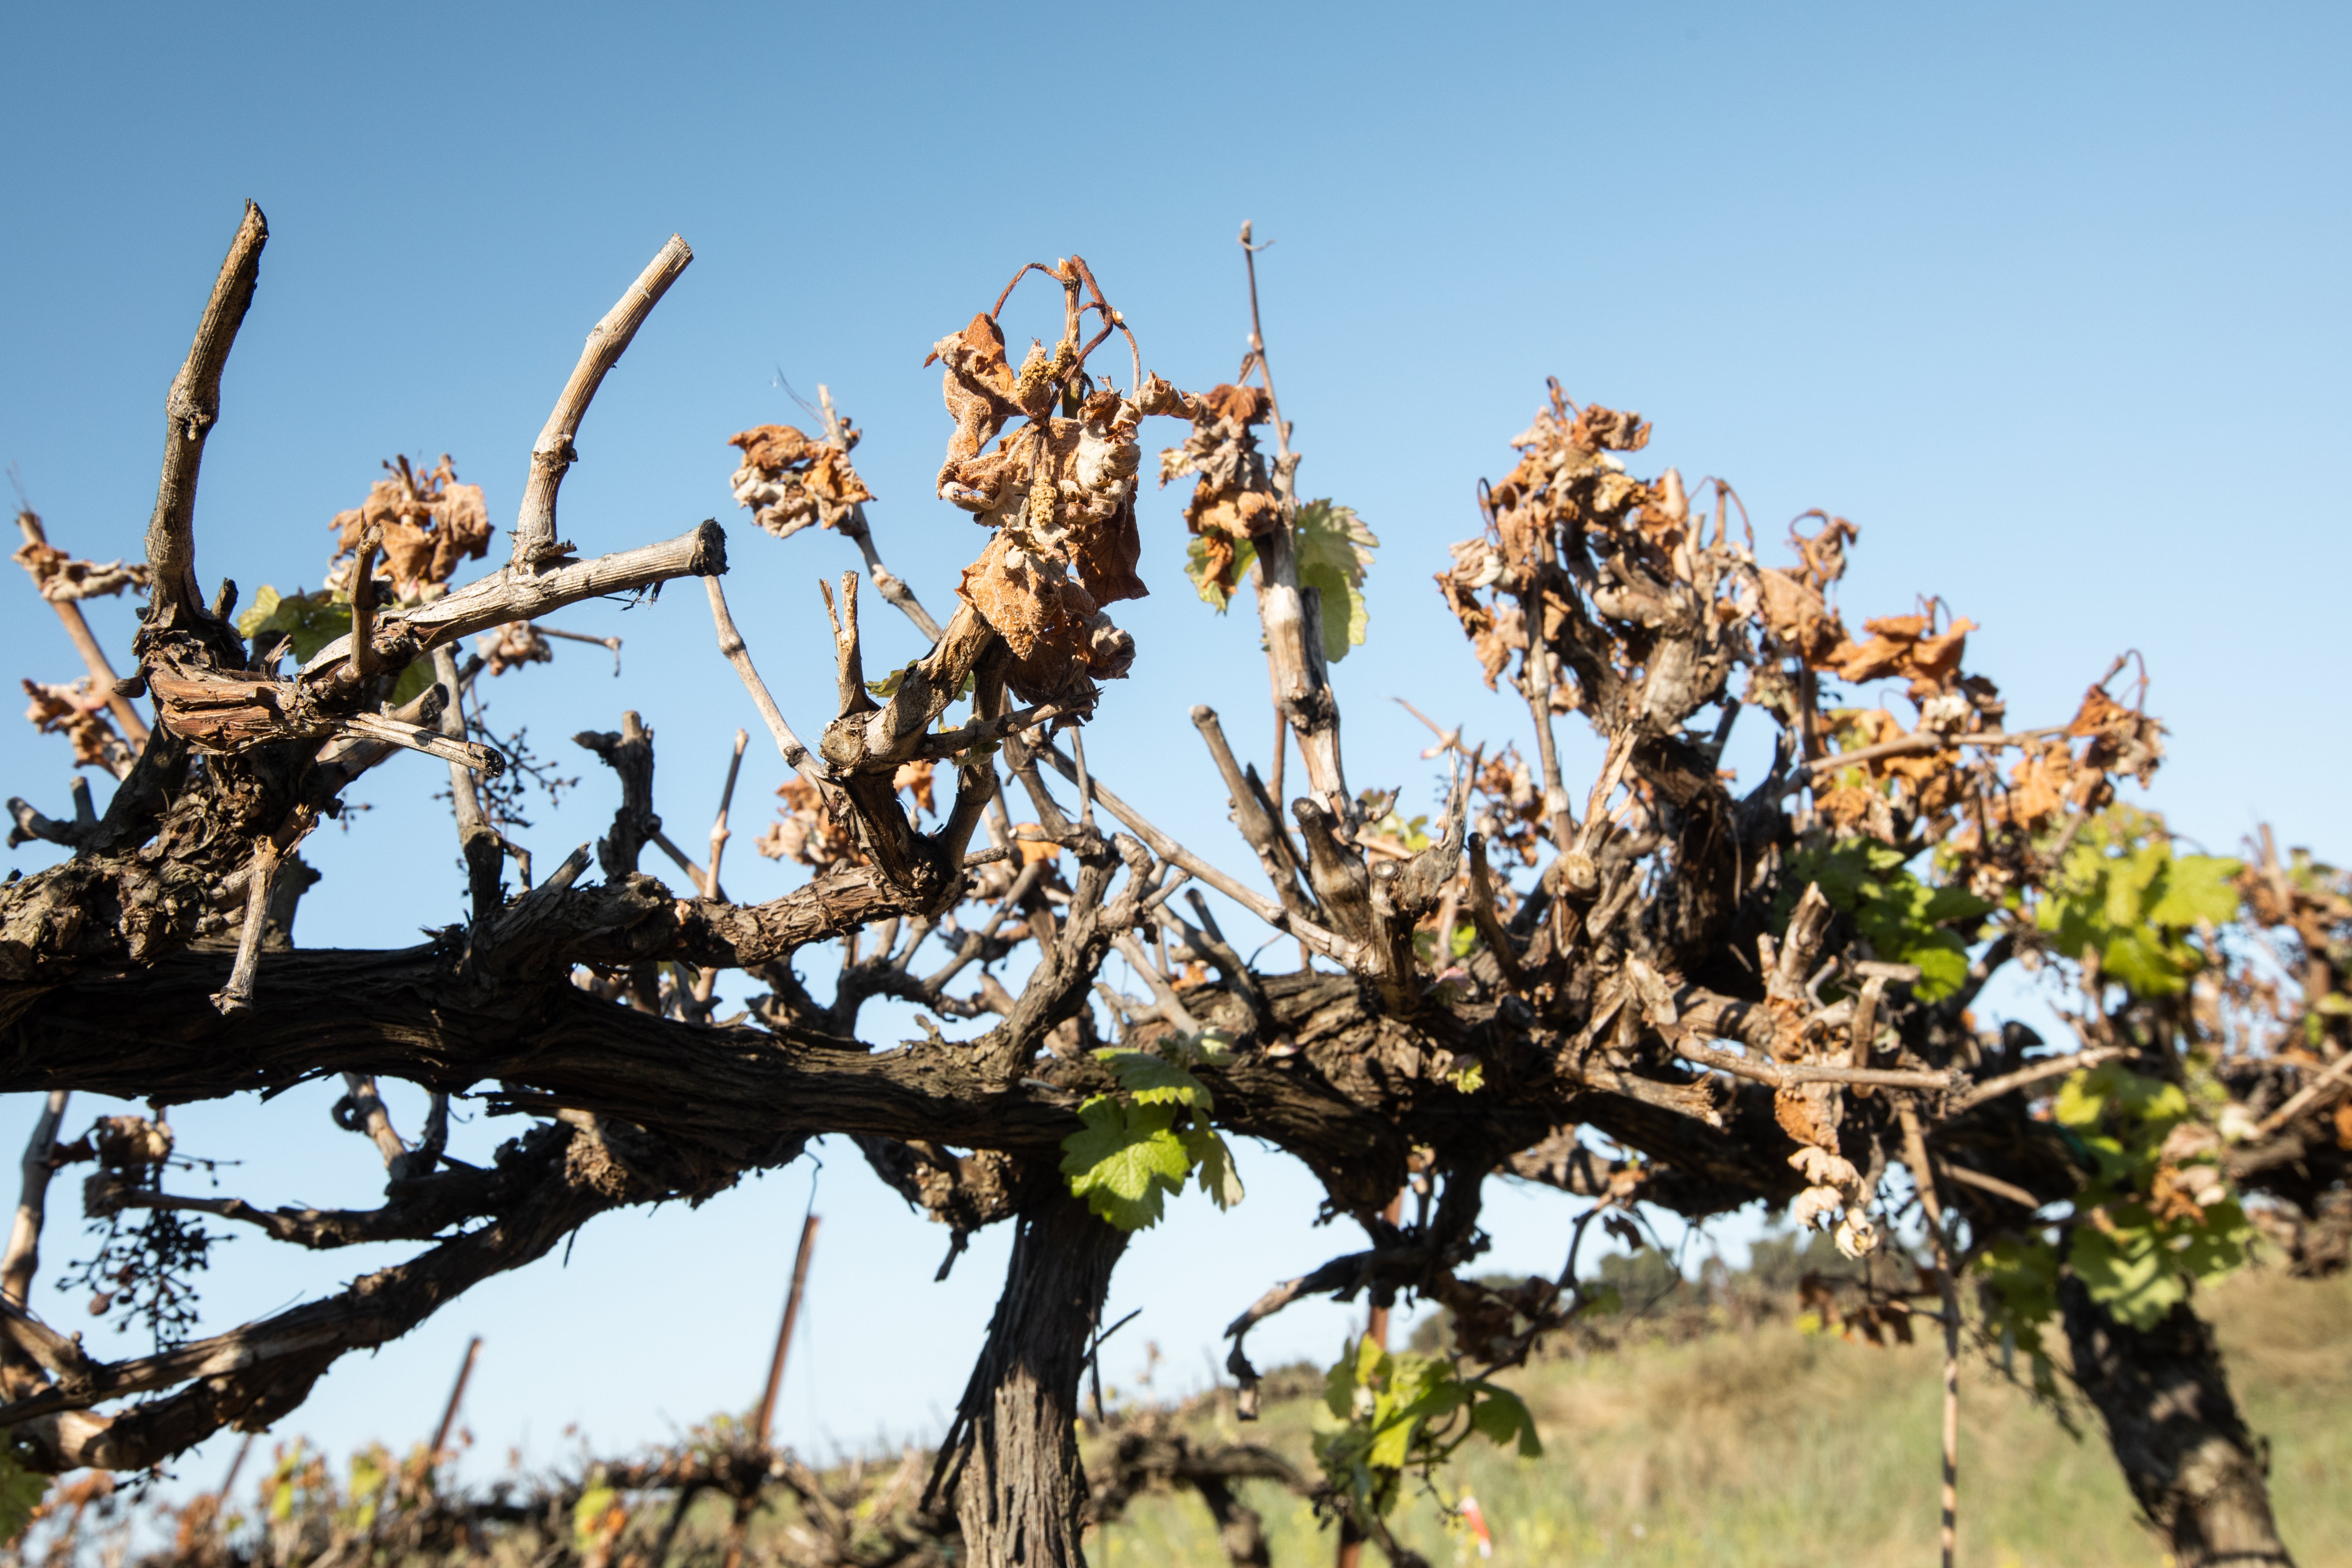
[705,575,828,791]
[688,728,751,1014]
[816,385,944,642]
[1236,221,1352,819]
[510,236,693,572]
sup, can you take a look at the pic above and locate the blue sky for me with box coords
[1,0,2346,1494]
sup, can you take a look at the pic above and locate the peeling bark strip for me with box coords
[0,212,2334,1567]
[2060,1281,2295,1567]
[934,1190,1127,1568]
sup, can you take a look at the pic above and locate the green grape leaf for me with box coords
[1466,1383,1544,1458]
[1060,1098,1190,1230]
[2069,1222,2186,1330]
[2033,812,2238,998]
[1785,837,1986,1002]
[1179,1122,1246,1209]
[234,584,282,639]
[2149,854,2244,928]
[2099,929,2180,996]
[1094,1049,1213,1110]
[1382,1349,1451,1415]
[1366,1407,1420,1471]
[238,586,354,663]
[2055,1063,2188,1134]
[1322,1349,1359,1421]
[348,1446,387,1524]
[1921,884,1996,924]
[571,1484,619,1555]
[1901,936,1970,1002]
[1295,499,1377,663]
[388,658,437,708]
[1970,1234,2061,1336]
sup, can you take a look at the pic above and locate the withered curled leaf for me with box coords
[728,424,874,541]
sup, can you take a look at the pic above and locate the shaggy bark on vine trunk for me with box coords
[2059,1278,2295,1567]
[940,1188,1128,1568]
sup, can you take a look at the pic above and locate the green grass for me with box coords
[1088,1265,2352,1567]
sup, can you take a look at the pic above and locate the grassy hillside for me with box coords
[1088,1264,2352,1568]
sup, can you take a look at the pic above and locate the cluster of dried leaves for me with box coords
[755,761,933,874]
[728,423,875,542]
[1160,383,1279,609]
[919,262,1205,703]
[11,536,149,604]
[326,455,491,603]
[20,679,131,776]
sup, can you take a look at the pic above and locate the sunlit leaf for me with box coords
[1295,500,1377,663]
[1060,1098,1190,1230]
[2150,854,2243,929]
[1179,1122,1245,1209]
[2069,1222,2185,1330]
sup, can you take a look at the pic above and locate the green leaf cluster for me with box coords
[1058,1040,1244,1229]
[1295,500,1377,663]
[2054,1062,2249,1327]
[1783,838,1993,1001]
[571,1479,621,1557]
[1311,1334,1540,1527]
[238,585,435,705]
[238,584,350,661]
[2034,808,2241,997]
[1974,1060,2250,1356]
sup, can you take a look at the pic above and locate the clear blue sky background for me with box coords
[2,0,2345,1496]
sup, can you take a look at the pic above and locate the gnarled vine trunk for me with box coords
[943,1187,1127,1567]
[2060,1278,2295,1567]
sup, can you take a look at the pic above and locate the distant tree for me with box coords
[3,203,2342,1567]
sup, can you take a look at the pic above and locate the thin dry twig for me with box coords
[13,511,148,742]
[705,575,825,789]
[1954,1046,2129,1112]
